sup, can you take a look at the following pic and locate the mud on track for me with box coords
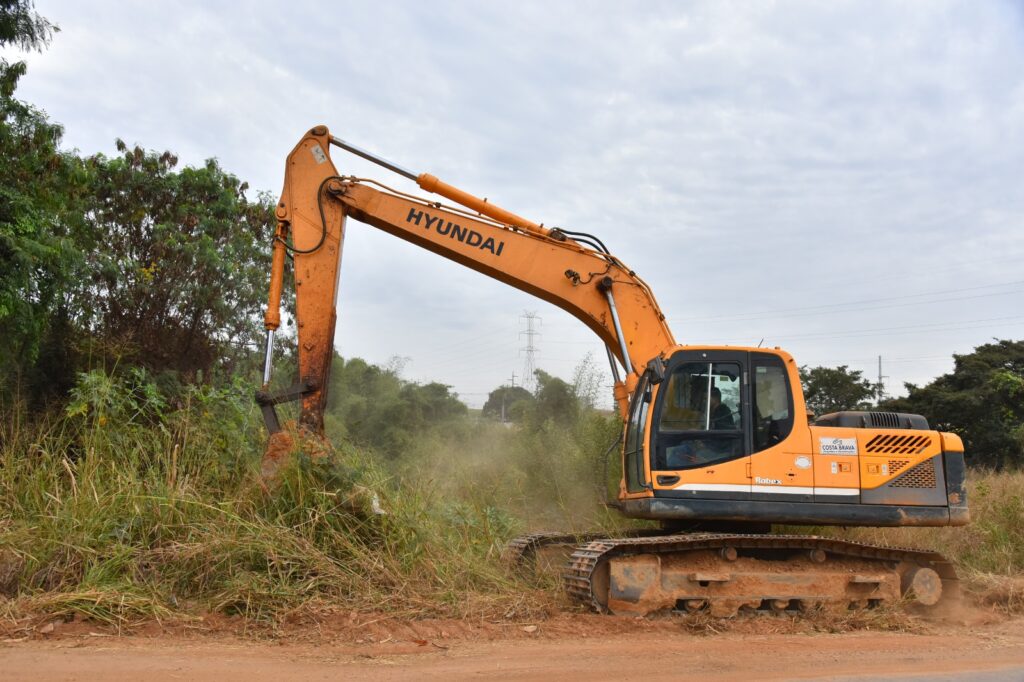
[4,611,1024,681]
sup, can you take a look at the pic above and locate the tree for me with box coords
[0,0,78,388]
[2,2,284,400]
[528,369,579,426]
[481,384,533,422]
[799,365,877,416]
[883,340,1024,469]
[0,1,54,53]
[325,354,468,459]
[64,143,277,376]
[570,352,607,411]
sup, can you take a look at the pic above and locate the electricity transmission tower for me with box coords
[519,311,541,391]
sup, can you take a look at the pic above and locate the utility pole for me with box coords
[519,311,541,391]
[876,355,889,404]
[501,371,517,423]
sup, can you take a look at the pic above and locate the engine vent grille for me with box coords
[868,411,902,429]
[887,459,911,476]
[890,459,938,489]
[865,433,933,454]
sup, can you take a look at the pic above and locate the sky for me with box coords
[11,1,1024,408]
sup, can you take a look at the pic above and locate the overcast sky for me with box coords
[13,1,1024,407]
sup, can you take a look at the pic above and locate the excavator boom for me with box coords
[260,125,674,432]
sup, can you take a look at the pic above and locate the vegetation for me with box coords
[0,1,73,388]
[325,355,467,460]
[66,143,277,377]
[800,365,877,417]
[481,384,532,422]
[0,360,623,624]
[0,371,536,624]
[0,1,277,405]
[884,340,1024,469]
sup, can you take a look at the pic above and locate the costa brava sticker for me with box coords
[819,437,857,455]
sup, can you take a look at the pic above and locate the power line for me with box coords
[672,279,1024,324]
[715,314,1024,346]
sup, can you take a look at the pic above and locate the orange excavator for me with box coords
[257,125,968,616]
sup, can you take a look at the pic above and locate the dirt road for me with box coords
[5,614,1024,681]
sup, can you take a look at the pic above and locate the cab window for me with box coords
[751,354,793,452]
[655,362,742,470]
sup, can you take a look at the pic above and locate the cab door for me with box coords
[649,350,751,500]
[748,352,814,502]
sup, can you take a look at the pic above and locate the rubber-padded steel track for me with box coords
[504,528,668,567]
[503,531,587,566]
[564,533,957,613]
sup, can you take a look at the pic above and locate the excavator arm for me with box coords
[259,125,675,436]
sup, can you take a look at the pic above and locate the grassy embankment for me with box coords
[0,370,621,625]
[1,369,1022,625]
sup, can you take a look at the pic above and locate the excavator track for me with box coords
[504,528,675,582]
[563,533,958,617]
[504,531,615,579]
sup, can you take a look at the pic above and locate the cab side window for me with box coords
[751,354,793,452]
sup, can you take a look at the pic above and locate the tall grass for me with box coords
[4,367,1023,625]
[0,370,536,624]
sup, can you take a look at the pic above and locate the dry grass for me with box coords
[0,381,548,626]
[2,372,1022,627]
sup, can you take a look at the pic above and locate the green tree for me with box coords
[524,369,579,427]
[884,340,1024,469]
[325,355,467,459]
[65,143,277,376]
[0,0,77,386]
[481,384,533,421]
[799,365,877,417]
[0,1,54,56]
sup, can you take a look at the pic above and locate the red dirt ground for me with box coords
[4,609,1024,681]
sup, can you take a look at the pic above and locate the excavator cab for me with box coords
[615,348,794,501]
[612,346,968,532]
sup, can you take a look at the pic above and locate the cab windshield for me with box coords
[655,361,743,469]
